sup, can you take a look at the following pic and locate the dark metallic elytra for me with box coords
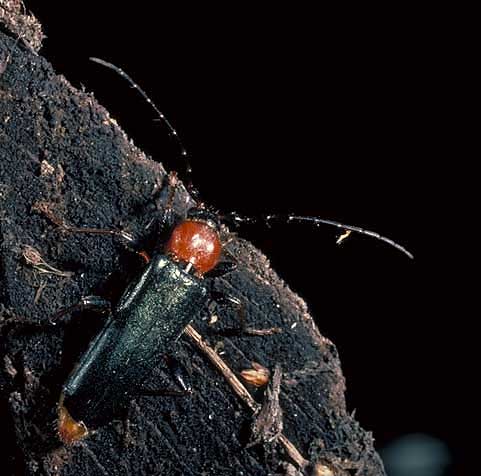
[62,254,207,429]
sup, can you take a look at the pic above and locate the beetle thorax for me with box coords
[165,220,221,275]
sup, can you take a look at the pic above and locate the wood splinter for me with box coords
[247,364,283,447]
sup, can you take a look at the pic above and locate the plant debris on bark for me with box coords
[1,8,386,476]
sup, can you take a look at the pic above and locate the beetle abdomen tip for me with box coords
[58,397,89,445]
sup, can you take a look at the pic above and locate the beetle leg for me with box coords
[1,295,111,334]
[138,388,189,397]
[36,171,182,264]
[142,206,179,249]
[50,295,112,326]
[138,355,192,397]
[229,295,282,336]
[35,202,152,262]
[165,354,192,394]
[143,171,183,240]
[210,292,282,336]
[123,201,180,265]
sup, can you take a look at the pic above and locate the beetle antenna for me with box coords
[224,212,413,259]
[89,57,197,196]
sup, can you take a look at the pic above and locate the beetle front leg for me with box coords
[34,201,159,263]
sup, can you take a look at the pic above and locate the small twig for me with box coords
[184,324,309,471]
[185,325,258,413]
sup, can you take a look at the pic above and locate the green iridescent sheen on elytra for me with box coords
[63,254,207,428]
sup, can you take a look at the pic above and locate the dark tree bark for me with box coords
[1,7,386,476]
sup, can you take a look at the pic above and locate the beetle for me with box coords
[41,58,412,444]
[56,207,225,444]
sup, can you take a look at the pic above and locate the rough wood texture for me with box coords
[1,12,386,476]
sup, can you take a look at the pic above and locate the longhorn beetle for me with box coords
[43,58,413,444]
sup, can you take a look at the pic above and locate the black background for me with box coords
[26,3,457,474]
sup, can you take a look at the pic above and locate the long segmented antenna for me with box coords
[225,212,413,259]
[88,58,412,259]
[89,57,194,187]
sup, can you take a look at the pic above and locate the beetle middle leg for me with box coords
[120,358,191,449]
[206,258,282,336]
[210,290,282,337]
[0,295,112,335]
[51,295,112,326]
[139,354,193,397]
